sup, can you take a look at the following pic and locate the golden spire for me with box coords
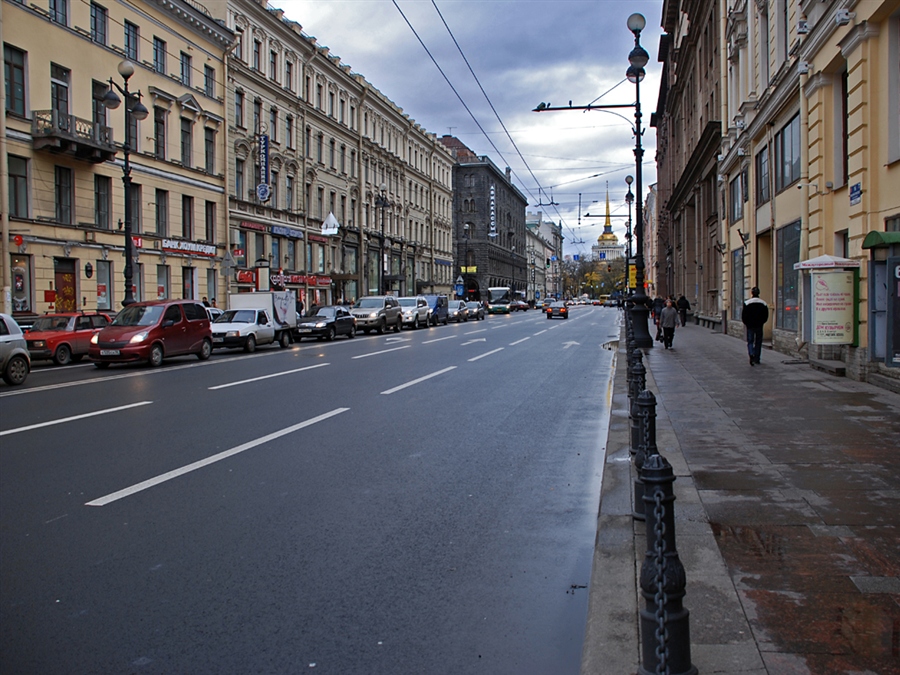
[598,181,619,243]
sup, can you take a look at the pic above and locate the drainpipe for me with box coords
[797,56,811,352]
[1,1,11,314]
[223,31,240,305]
[719,0,730,321]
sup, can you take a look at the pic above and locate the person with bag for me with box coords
[659,298,679,349]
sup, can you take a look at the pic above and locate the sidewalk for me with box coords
[582,320,900,675]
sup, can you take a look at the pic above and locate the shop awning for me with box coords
[793,254,860,270]
[861,231,900,249]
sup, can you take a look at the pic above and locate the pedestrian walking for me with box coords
[659,299,679,349]
[202,296,210,307]
[676,294,690,326]
[742,287,769,366]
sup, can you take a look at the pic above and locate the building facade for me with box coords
[210,0,453,309]
[3,0,233,317]
[654,0,900,392]
[441,135,528,302]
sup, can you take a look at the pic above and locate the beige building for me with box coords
[2,0,233,317]
[656,0,900,391]
[719,0,900,390]
[204,0,453,309]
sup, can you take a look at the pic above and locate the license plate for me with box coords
[100,349,120,356]
[297,328,312,333]
[213,337,224,343]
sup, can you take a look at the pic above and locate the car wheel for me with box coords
[348,325,356,339]
[198,338,212,360]
[443,316,449,325]
[94,361,110,369]
[377,319,386,335]
[53,344,72,366]
[244,335,256,353]
[363,329,371,335]
[412,317,419,330]
[148,344,164,367]
[2,354,29,385]
[547,314,552,319]
[394,318,402,333]
[326,326,335,341]
[279,331,291,348]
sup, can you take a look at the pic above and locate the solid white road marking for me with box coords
[509,337,530,346]
[461,338,487,346]
[0,401,154,437]
[422,335,457,344]
[209,363,329,390]
[468,348,504,362]
[85,408,350,507]
[533,330,548,336]
[351,345,411,359]
[562,341,581,349]
[463,328,487,336]
[381,367,457,395]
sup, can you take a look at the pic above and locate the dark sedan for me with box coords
[465,301,485,321]
[294,305,356,341]
[547,302,568,319]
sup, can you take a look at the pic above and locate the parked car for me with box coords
[423,294,449,326]
[465,301,485,321]
[350,296,402,334]
[294,305,356,341]
[0,313,30,385]
[205,306,224,322]
[547,301,568,319]
[398,296,431,329]
[89,300,212,368]
[211,308,281,352]
[25,311,111,365]
[447,300,469,322]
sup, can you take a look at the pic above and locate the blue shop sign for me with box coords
[271,225,303,239]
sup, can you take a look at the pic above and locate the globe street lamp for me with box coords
[374,182,389,294]
[102,60,149,307]
[626,13,653,348]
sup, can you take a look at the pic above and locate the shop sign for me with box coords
[271,225,304,239]
[97,284,108,305]
[162,239,217,257]
[240,221,268,232]
[270,272,305,286]
[811,270,855,344]
[132,236,143,248]
[314,276,332,286]
[308,234,328,243]
[235,269,256,284]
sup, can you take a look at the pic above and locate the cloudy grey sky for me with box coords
[277,0,664,257]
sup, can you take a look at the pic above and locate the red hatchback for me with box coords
[89,300,212,368]
[26,312,112,365]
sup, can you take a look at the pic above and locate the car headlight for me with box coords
[369,312,378,319]
[31,340,46,348]
[129,332,148,344]
[226,330,240,338]
[90,334,99,345]
[315,321,327,328]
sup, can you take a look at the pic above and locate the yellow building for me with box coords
[717,0,900,390]
[2,0,233,318]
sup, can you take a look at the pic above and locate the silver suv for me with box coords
[0,313,31,385]
[351,296,403,334]
[398,296,430,329]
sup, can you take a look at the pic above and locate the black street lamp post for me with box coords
[625,175,634,296]
[626,13,653,347]
[374,183,389,294]
[463,223,470,299]
[102,60,149,307]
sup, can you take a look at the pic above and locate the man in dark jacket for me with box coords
[742,287,769,366]
[676,295,691,326]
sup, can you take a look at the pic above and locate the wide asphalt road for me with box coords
[0,305,621,675]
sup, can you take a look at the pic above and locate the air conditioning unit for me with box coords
[798,61,811,74]
[835,8,853,25]
[797,19,809,34]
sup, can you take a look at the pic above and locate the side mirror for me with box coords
[162,319,175,328]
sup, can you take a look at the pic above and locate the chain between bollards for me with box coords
[632,388,655,520]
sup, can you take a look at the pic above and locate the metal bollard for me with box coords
[629,354,646,455]
[638,453,697,675]
[632,389,656,519]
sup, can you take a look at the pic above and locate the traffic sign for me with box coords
[455,284,464,296]
[456,275,464,285]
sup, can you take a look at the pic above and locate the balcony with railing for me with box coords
[31,110,116,163]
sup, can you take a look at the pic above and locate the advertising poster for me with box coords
[811,271,855,344]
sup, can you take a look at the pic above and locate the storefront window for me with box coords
[133,262,144,302]
[776,221,800,330]
[343,246,358,275]
[207,269,217,304]
[96,260,112,310]
[157,265,170,300]
[182,266,195,300]
[731,248,743,321]
[11,254,31,313]
[232,229,246,267]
